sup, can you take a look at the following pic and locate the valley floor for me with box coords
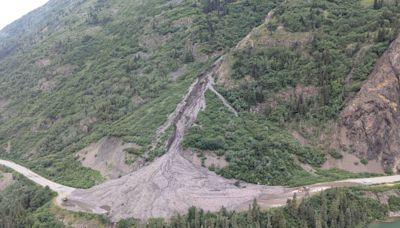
[2,157,400,221]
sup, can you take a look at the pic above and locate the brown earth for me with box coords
[291,130,309,146]
[37,78,55,91]
[0,171,14,191]
[77,137,142,180]
[182,150,228,169]
[322,152,384,173]
[35,58,51,68]
[334,35,400,172]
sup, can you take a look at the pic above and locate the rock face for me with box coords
[336,35,400,172]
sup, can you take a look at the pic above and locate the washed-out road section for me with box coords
[2,158,400,220]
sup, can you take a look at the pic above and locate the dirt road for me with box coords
[0,159,76,205]
[2,157,400,220]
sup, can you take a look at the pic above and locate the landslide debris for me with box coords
[66,57,290,221]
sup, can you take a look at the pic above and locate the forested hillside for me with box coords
[183,0,400,185]
[0,0,277,187]
[1,0,400,226]
[1,0,397,188]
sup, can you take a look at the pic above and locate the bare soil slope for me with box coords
[77,137,141,179]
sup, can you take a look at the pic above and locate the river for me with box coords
[369,218,400,228]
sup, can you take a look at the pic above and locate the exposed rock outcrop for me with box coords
[335,35,400,172]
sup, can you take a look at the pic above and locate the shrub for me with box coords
[197,137,226,151]
[329,149,343,160]
[360,158,369,165]
[388,196,400,211]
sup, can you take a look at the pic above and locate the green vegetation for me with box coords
[287,169,381,186]
[361,158,369,165]
[117,187,390,227]
[0,166,111,227]
[0,0,277,187]
[388,196,400,211]
[222,0,400,121]
[0,164,395,227]
[0,168,61,227]
[329,149,343,160]
[183,0,400,185]
[184,91,325,185]
[123,147,145,156]
[184,91,379,186]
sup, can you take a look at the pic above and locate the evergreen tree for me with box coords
[345,207,352,228]
[271,210,287,228]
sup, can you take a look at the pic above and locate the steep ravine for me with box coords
[335,35,400,173]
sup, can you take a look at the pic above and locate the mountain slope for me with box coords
[2,0,400,224]
[0,0,277,188]
[182,0,400,184]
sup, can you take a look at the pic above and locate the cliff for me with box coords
[336,35,400,173]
